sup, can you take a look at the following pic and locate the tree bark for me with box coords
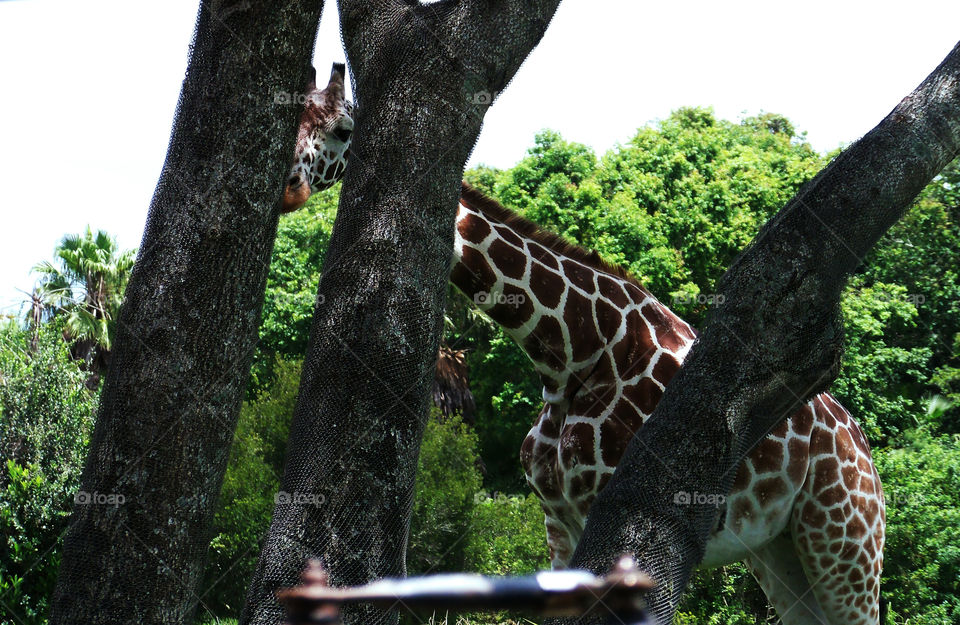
[241,2,562,624]
[565,41,960,624]
[49,2,325,623]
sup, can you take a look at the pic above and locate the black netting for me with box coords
[42,1,960,623]
[47,2,328,624]
[240,3,569,625]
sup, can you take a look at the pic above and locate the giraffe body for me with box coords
[450,184,885,625]
[282,84,885,623]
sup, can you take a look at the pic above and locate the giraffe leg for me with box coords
[543,511,578,569]
[790,412,885,625]
[790,486,883,625]
[742,532,830,625]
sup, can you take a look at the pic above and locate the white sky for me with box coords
[1,0,958,316]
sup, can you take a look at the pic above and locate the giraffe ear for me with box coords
[326,62,346,99]
[306,66,317,91]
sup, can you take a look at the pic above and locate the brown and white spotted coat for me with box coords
[281,63,354,213]
[450,184,885,625]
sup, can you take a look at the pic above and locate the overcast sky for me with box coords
[1,0,958,316]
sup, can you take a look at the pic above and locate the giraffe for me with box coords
[281,80,885,625]
[280,63,354,213]
[450,184,885,625]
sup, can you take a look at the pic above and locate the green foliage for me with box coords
[407,417,549,624]
[874,430,960,623]
[0,322,97,625]
[931,344,960,433]
[675,564,769,625]
[852,157,960,438]
[464,329,542,492]
[479,109,821,321]
[409,412,484,574]
[462,493,549,576]
[200,358,301,618]
[833,283,933,442]
[250,185,339,393]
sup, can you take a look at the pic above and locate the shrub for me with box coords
[0,323,97,625]
[833,282,933,443]
[675,564,768,625]
[408,413,484,574]
[463,493,549,577]
[874,430,960,623]
[198,358,301,619]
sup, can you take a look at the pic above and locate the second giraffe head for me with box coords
[281,63,354,213]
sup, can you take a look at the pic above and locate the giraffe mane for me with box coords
[459,182,641,287]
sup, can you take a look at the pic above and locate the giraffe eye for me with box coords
[332,127,352,143]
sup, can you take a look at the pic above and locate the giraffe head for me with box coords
[281,63,354,213]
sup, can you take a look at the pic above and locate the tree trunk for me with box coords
[241,2,562,624]
[565,41,960,624]
[49,2,325,623]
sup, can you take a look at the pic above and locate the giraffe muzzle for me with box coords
[281,176,311,213]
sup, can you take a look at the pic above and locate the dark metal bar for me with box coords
[279,556,654,625]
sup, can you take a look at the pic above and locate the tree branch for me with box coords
[567,40,960,625]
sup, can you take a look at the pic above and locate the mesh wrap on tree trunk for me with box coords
[48,2,327,623]
[241,2,562,624]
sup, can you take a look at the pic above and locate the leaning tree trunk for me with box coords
[49,2,326,623]
[241,2,562,624]
[565,41,960,624]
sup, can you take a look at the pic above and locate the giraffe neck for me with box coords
[449,183,690,403]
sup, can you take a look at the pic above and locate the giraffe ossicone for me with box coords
[284,85,885,625]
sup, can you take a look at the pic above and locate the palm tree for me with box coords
[31,227,135,380]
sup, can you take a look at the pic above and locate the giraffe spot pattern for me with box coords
[487,239,527,280]
[450,246,497,295]
[458,212,491,244]
[562,259,597,295]
[651,352,680,387]
[563,289,601,362]
[445,194,883,624]
[495,225,524,247]
[594,297,622,342]
[527,242,560,270]
[611,310,654,378]
[752,438,785,474]
[530,263,565,309]
[523,316,567,372]
[597,274,629,308]
[487,283,535,329]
